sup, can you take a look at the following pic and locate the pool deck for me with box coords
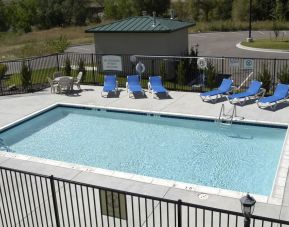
[0,85,289,221]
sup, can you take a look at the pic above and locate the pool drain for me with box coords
[198,193,209,200]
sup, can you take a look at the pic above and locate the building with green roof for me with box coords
[86,15,195,55]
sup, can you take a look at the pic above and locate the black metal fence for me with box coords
[1,53,289,96]
[0,166,289,227]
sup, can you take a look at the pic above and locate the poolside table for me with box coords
[53,76,74,92]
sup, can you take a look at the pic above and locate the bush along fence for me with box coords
[0,166,289,227]
[1,53,289,96]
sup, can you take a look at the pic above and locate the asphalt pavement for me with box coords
[189,30,289,59]
[67,30,289,59]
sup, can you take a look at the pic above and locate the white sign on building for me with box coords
[102,55,123,71]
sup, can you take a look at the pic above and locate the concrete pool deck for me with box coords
[0,85,289,221]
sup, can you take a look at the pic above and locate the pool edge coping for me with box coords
[0,102,288,206]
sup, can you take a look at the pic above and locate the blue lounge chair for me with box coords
[227,80,265,105]
[200,79,233,103]
[126,75,144,98]
[257,83,289,110]
[148,76,169,98]
[101,75,118,97]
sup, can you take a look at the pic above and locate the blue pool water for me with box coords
[0,106,287,196]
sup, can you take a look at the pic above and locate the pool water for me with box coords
[0,106,287,196]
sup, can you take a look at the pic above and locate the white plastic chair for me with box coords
[53,71,63,79]
[74,72,83,90]
[47,77,58,93]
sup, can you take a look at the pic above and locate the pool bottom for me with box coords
[0,103,288,206]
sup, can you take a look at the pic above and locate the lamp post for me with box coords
[247,0,253,42]
[240,193,256,227]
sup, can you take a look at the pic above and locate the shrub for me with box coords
[159,61,167,80]
[47,35,71,53]
[21,61,32,90]
[204,62,218,89]
[0,63,8,80]
[277,65,289,84]
[64,57,71,77]
[176,60,185,85]
[78,58,86,81]
[258,65,271,95]
[0,63,8,92]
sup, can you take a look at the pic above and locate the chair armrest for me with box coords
[148,82,151,92]
[258,88,266,98]
[228,86,237,94]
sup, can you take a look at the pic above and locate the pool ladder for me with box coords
[0,138,12,152]
[216,104,238,126]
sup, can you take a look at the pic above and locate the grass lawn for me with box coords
[0,26,95,61]
[241,39,289,50]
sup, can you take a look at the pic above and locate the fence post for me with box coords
[221,56,224,75]
[56,54,60,71]
[273,58,277,91]
[177,199,182,227]
[50,175,61,227]
[91,53,96,84]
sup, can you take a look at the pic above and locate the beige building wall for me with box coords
[93,29,188,56]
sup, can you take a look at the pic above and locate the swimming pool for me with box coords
[0,105,287,196]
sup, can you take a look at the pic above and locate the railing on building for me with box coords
[0,166,288,227]
[0,53,288,96]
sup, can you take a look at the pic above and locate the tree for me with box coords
[212,0,232,20]
[104,0,170,19]
[274,0,285,21]
[232,0,249,21]
[133,0,170,16]
[37,0,68,28]
[7,0,37,32]
[64,57,71,77]
[171,0,192,20]
[0,0,9,31]
[72,0,87,25]
[104,0,137,19]
[189,0,201,20]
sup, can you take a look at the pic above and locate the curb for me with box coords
[236,43,289,54]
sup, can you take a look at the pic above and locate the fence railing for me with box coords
[0,53,289,96]
[0,166,288,227]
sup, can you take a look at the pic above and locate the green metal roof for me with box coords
[85,16,195,33]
